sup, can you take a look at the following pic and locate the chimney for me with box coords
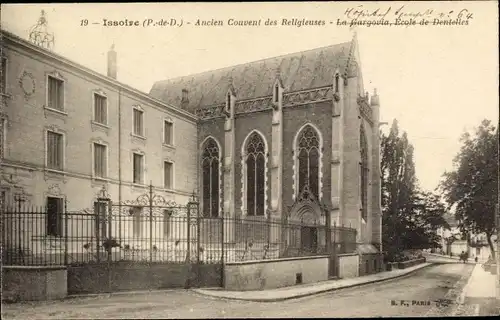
[181,89,189,108]
[107,44,117,79]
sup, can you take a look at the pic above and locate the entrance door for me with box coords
[300,226,318,254]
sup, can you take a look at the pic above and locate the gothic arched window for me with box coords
[202,138,220,217]
[360,126,369,221]
[297,125,321,199]
[244,132,266,216]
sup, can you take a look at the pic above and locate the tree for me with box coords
[381,120,419,258]
[381,120,450,260]
[440,119,498,259]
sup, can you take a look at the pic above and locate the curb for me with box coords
[193,263,435,303]
[66,288,186,300]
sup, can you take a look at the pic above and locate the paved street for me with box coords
[1,263,482,319]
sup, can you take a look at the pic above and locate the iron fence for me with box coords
[1,194,358,266]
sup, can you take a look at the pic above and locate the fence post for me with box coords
[221,213,225,264]
[108,199,113,293]
[64,199,68,265]
[186,204,191,264]
[149,183,153,263]
[325,209,331,254]
[185,200,192,289]
[96,204,101,263]
[196,202,201,265]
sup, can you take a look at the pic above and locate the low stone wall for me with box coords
[2,266,67,302]
[67,261,221,294]
[397,257,426,269]
[224,255,329,291]
[337,253,359,278]
[359,253,384,276]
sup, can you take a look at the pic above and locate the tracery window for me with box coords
[360,126,369,221]
[245,132,266,216]
[297,125,320,199]
[202,138,220,217]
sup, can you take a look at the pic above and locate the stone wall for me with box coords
[2,266,67,302]
[337,253,359,279]
[224,255,329,291]
[2,34,198,213]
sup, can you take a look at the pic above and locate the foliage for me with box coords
[381,120,449,261]
[440,119,498,259]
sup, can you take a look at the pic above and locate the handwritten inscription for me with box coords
[339,5,474,27]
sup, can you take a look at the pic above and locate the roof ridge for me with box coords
[156,41,351,85]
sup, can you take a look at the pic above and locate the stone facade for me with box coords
[150,34,383,252]
[0,30,197,212]
[1,28,383,273]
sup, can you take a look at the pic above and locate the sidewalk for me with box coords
[456,263,499,316]
[427,253,478,264]
[193,262,432,302]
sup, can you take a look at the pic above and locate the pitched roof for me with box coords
[149,41,352,112]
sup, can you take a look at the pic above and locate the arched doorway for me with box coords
[287,185,324,255]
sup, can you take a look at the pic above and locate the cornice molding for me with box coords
[2,31,197,123]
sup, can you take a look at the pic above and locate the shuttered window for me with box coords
[94,94,107,125]
[164,161,173,189]
[1,57,6,94]
[164,120,173,145]
[133,108,144,136]
[93,143,107,178]
[48,76,64,111]
[47,131,63,170]
[133,153,143,184]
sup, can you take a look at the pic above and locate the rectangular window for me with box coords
[131,206,142,238]
[133,153,143,184]
[46,197,63,237]
[164,161,172,189]
[163,120,173,145]
[48,76,64,111]
[133,108,144,136]
[47,131,63,170]
[94,93,107,125]
[0,118,5,160]
[1,190,6,212]
[93,201,107,238]
[93,143,107,178]
[1,57,6,94]
[163,209,173,238]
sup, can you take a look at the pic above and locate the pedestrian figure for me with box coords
[475,257,478,263]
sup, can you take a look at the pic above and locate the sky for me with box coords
[1,2,498,193]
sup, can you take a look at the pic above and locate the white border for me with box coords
[292,123,324,202]
[240,130,269,217]
[200,136,223,217]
